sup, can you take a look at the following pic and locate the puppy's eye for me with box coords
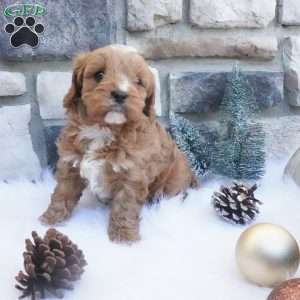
[137,78,144,87]
[94,71,104,82]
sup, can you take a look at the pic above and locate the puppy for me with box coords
[40,45,197,243]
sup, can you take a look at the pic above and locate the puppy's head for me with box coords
[64,45,156,125]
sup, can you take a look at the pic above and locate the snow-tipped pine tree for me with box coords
[169,115,214,177]
[212,64,265,180]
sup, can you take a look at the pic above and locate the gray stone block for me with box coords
[261,116,300,160]
[0,104,41,180]
[0,1,115,60]
[190,0,276,29]
[44,125,62,171]
[130,36,277,60]
[280,0,300,26]
[284,148,300,186]
[149,67,162,116]
[283,37,300,107]
[169,71,283,113]
[0,71,26,96]
[127,0,182,32]
[37,71,71,119]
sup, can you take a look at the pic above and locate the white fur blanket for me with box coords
[1,162,300,300]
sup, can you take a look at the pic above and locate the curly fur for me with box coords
[40,45,197,243]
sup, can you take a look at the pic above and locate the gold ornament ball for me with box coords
[235,223,300,287]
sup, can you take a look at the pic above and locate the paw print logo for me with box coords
[4,16,44,48]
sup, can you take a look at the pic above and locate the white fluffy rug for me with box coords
[1,161,300,300]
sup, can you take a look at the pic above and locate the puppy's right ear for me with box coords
[63,53,88,111]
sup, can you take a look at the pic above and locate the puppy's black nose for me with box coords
[111,90,128,104]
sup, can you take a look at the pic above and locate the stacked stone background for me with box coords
[1,0,300,179]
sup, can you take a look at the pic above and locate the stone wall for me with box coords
[1,0,300,179]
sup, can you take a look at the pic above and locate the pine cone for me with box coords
[15,229,87,299]
[267,278,300,300]
[212,183,262,225]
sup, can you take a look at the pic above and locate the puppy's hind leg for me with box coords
[39,160,85,225]
[162,151,198,197]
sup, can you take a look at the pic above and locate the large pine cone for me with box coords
[15,228,87,299]
[212,183,262,225]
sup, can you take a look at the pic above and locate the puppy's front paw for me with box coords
[39,206,69,225]
[108,224,140,244]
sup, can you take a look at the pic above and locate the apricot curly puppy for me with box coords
[40,45,197,243]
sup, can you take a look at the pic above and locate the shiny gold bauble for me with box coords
[267,278,300,300]
[235,223,300,287]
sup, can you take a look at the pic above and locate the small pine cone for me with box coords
[15,229,87,299]
[212,182,262,225]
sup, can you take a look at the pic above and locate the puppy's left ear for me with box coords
[143,71,156,121]
[63,53,88,113]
